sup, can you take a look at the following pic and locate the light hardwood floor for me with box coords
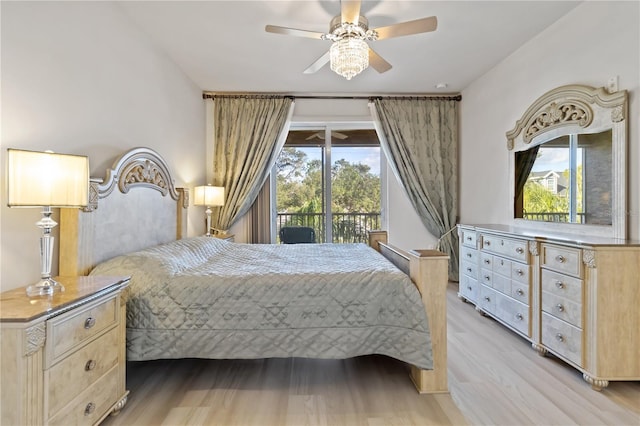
[102,284,639,426]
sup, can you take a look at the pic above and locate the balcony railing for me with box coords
[276,212,381,243]
[523,212,585,223]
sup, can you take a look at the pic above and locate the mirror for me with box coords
[507,85,628,239]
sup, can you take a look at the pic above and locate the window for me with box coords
[274,127,383,243]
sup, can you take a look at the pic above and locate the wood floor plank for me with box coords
[102,284,639,426]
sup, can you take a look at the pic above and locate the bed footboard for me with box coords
[368,231,449,394]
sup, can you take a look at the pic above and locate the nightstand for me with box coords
[0,275,130,425]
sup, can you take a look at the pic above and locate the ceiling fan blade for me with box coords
[373,16,438,40]
[303,51,331,74]
[265,25,325,40]
[341,0,361,24]
[369,48,392,73]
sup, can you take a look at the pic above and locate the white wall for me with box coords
[1,2,206,291]
[460,1,640,240]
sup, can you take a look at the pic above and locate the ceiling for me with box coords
[117,1,580,95]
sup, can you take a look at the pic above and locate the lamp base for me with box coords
[26,277,65,297]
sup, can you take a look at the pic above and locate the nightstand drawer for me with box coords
[47,366,120,426]
[47,294,118,366]
[46,327,119,418]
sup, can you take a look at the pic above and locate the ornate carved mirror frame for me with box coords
[506,84,628,239]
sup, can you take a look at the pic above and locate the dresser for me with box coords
[457,224,640,390]
[0,276,130,425]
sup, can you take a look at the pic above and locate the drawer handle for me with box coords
[467,286,473,291]
[516,247,524,254]
[516,288,525,296]
[555,281,564,289]
[85,359,96,371]
[555,255,566,263]
[516,269,524,276]
[484,275,491,281]
[556,304,565,312]
[84,402,96,416]
[484,240,491,246]
[484,259,490,264]
[467,267,472,273]
[467,253,472,258]
[515,313,523,321]
[84,317,96,329]
[484,296,491,302]
[555,333,564,342]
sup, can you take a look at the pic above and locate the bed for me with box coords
[59,147,449,394]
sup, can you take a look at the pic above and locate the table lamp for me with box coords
[193,185,225,236]
[7,149,90,297]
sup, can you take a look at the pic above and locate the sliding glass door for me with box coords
[274,126,382,243]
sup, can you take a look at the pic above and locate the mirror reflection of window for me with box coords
[514,129,612,225]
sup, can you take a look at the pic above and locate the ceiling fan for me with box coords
[306,131,348,140]
[265,0,437,80]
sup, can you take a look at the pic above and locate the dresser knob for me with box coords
[484,275,491,281]
[467,267,472,273]
[555,255,566,263]
[84,402,96,416]
[85,359,96,371]
[467,286,472,291]
[466,236,472,241]
[516,247,524,254]
[484,240,491,246]
[556,304,565,312]
[484,259,490,264]
[516,269,524,276]
[467,253,472,258]
[555,333,565,342]
[484,296,491,302]
[84,317,96,329]
[516,313,523,321]
[555,281,564,289]
[516,288,524,296]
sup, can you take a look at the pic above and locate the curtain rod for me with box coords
[202,92,462,101]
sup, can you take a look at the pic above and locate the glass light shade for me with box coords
[193,185,225,207]
[7,149,90,207]
[330,37,369,80]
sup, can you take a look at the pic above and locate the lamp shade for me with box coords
[193,185,224,207]
[7,149,90,207]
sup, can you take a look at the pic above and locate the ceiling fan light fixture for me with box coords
[330,37,369,80]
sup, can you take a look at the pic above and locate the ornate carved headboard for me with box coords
[59,147,188,276]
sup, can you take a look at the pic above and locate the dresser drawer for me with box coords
[510,282,529,305]
[479,286,497,314]
[491,272,511,295]
[481,234,528,263]
[542,312,582,366]
[460,228,478,248]
[460,245,478,264]
[541,244,582,278]
[46,327,119,418]
[541,269,582,304]
[542,290,582,328]
[495,293,529,337]
[459,274,479,303]
[47,294,118,365]
[47,365,120,426]
[511,263,529,285]
[492,256,512,278]
[461,260,478,279]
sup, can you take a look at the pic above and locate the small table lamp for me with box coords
[7,149,90,297]
[193,185,225,237]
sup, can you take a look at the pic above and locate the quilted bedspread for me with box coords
[90,237,433,369]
